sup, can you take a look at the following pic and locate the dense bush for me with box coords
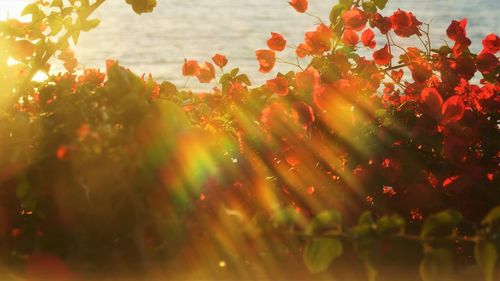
[0,0,498,280]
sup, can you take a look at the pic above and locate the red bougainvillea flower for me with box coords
[476,52,499,75]
[371,13,392,34]
[228,81,247,102]
[56,145,69,160]
[342,8,368,30]
[482,33,500,54]
[420,87,443,120]
[447,19,471,57]
[296,43,309,58]
[267,32,287,52]
[391,69,404,83]
[390,9,422,37]
[372,44,392,65]
[289,0,308,13]
[313,79,354,111]
[361,28,375,48]
[10,39,35,61]
[212,53,228,68]
[182,59,199,76]
[447,19,468,42]
[443,135,467,163]
[256,49,276,73]
[441,95,465,125]
[266,76,289,96]
[402,47,433,83]
[261,102,289,132]
[342,29,359,47]
[77,69,105,85]
[58,48,78,72]
[26,252,74,281]
[295,67,320,92]
[292,101,315,127]
[303,23,334,56]
[196,62,216,83]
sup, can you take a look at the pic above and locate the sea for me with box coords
[1,0,499,89]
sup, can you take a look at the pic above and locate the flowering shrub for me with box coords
[0,0,499,280]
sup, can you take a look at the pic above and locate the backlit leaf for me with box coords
[303,238,342,273]
[419,248,453,281]
[474,241,498,281]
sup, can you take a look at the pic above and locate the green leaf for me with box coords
[329,4,347,24]
[236,74,251,86]
[21,3,40,16]
[339,0,353,7]
[421,209,462,238]
[80,18,101,31]
[362,2,377,13]
[61,7,73,17]
[419,248,453,281]
[374,0,388,9]
[303,238,342,273]
[305,210,342,235]
[48,14,64,35]
[125,0,157,14]
[359,211,374,226]
[230,67,240,77]
[272,207,305,228]
[377,215,405,236]
[72,30,81,45]
[50,0,63,8]
[475,241,498,281]
[482,206,500,225]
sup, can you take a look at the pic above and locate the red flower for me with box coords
[289,0,308,13]
[476,52,499,75]
[228,82,248,102]
[313,79,353,111]
[212,53,228,68]
[342,29,359,47]
[296,43,309,58]
[361,28,375,48]
[292,101,315,127]
[481,33,500,54]
[77,69,105,85]
[446,19,471,57]
[255,49,276,73]
[26,252,73,281]
[391,69,403,83]
[402,48,433,83]
[371,13,391,34]
[196,62,216,83]
[420,87,443,121]
[446,19,468,42]
[342,9,368,30]
[295,67,320,92]
[182,59,199,76]
[267,32,287,52]
[266,76,289,96]
[56,145,69,160]
[441,95,465,125]
[373,44,392,65]
[302,23,333,56]
[390,9,422,37]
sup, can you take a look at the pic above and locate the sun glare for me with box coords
[0,0,28,20]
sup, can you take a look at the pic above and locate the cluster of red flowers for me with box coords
[181,54,228,83]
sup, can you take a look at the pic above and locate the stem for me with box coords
[289,230,480,244]
[385,33,393,67]
[277,58,303,70]
[305,12,324,25]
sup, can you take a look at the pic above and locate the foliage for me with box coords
[0,0,499,280]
